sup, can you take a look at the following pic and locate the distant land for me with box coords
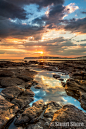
[24,56,86,59]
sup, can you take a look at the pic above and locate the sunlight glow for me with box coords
[34,51,44,54]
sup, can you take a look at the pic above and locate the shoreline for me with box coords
[0,60,86,129]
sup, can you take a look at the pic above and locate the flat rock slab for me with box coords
[0,70,13,77]
[50,105,86,129]
[1,86,24,99]
[72,72,86,80]
[17,75,33,82]
[0,77,24,87]
[11,89,34,108]
[1,86,34,109]
[11,97,34,109]
[16,69,37,78]
[0,95,18,129]
[15,100,44,126]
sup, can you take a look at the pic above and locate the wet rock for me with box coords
[0,95,18,129]
[44,101,62,118]
[27,124,43,129]
[16,69,37,79]
[32,100,44,108]
[11,89,34,108]
[25,82,33,89]
[11,97,33,109]
[1,86,34,109]
[32,81,38,86]
[17,75,33,82]
[61,82,66,87]
[1,86,23,100]
[23,89,35,97]
[34,85,42,89]
[65,79,81,99]
[80,91,86,110]
[14,100,44,126]
[0,77,25,88]
[49,105,86,129]
[72,71,86,80]
[39,62,45,65]
[53,74,61,79]
[29,61,38,64]
[58,78,64,81]
[0,70,13,77]
[44,66,54,71]
[65,79,86,110]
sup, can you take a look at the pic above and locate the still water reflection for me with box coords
[30,67,86,112]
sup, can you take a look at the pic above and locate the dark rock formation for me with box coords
[0,70,13,77]
[65,78,86,110]
[14,100,44,126]
[0,77,24,88]
[0,95,18,129]
[53,74,61,79]
[49,105,86,129]
[1,86,24,99]
[17,75,33,82]
[44,101,62,118]
[34,85,42,89]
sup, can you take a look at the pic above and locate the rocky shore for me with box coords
[0,60,86,129]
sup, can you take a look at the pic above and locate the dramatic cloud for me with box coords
[0,0,86,58]
[65,18,86,33]
[32,4,65,28]
[0,0,27,19]
[6,0,64,7]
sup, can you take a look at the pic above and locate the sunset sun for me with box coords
[34,51,44,54]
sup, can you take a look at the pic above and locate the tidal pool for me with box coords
[30,67,86,112]
[7,66,86,129]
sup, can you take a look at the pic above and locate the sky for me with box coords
[0,0,86,59]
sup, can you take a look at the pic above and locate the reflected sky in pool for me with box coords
[30,67,86,112]
[0,88,4,93]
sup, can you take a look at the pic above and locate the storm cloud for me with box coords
[65,17,86,33]
[0,0,27,19]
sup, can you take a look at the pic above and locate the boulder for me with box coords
[16,69,37,78]
[49,105,86,129]
[34,85,42,89]
[80,91,86,110]
[14,100,44,126]
[1,86,23,99]
[58,78,64,81]
[53,74,61,79]
[0,95,18,129]
[44,101,62,118]
[11,89,34,108]
[0,77,24,87]
[11,97,33,109]
[0,70,13,77]
[17,75,33,82]
[72,72,86,80]
[65,79,81,99]
[25,82,33,89]
[32,81,38,86]
[65,79,86,110]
